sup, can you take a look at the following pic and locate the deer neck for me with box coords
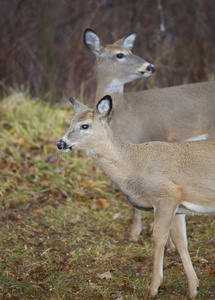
[88,124,134,180]
[95,70,125,106]
[86,125,151,210]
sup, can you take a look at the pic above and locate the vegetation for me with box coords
[0,0,214,103]
[0,92,214,299]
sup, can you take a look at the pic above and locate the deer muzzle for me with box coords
[147,64,155,73]
[57,139,72,152]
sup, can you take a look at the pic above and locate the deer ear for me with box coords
[113,32,136,50]
[123,32,136,50]
[69,97,89,113]
[83,28,103,56]
[96,95,112,121]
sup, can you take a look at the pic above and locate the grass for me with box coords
[0,91,214,299]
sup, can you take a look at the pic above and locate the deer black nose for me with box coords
[57,139,67,150]
[147,64,155,73]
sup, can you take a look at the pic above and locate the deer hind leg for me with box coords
[130,208,176,252]
[149,199,179,298]
[170,214,199,299]
[130,208,142,241]
[166,234,176,252]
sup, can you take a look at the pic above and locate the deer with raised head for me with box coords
[84,28,215,242]
[57,95,215,299]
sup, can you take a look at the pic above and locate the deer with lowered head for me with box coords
[84,28,215,242]
[57,95,215,300]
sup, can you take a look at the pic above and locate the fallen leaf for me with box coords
[32,228,43,235]
[97,271,112,280]
[16,214,23,223]
[113,212,121,220]
[91,198,109,210]
[88,280,102,289]
[85,181,96,188]
[103,253,110,260]
[209,267,215,278]
[18,137,28,148]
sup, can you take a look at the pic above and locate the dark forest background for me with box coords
[0,0,215,104]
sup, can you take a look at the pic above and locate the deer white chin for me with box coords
[141,71,153,78]
[61,148,71,153]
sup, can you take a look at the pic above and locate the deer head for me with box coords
[57,95,112,153]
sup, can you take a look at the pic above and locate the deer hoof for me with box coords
[149,285,161,299]
[189,286,200,299]
[130,229,142,241]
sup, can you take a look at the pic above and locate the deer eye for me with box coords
[116,53,125,59]
[81,124,89,130]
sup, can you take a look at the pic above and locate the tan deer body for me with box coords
[84,29,215,241]
[105,83,215,143]
[57,96,215,299]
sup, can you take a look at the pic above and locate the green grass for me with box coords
[0,92,214,299]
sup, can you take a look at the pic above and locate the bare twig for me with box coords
[157,0,166,36]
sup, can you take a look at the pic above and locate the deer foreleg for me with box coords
[149,200,178,298]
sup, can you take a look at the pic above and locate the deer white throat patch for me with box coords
[184,134,208,142]
[106,75,139,94]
